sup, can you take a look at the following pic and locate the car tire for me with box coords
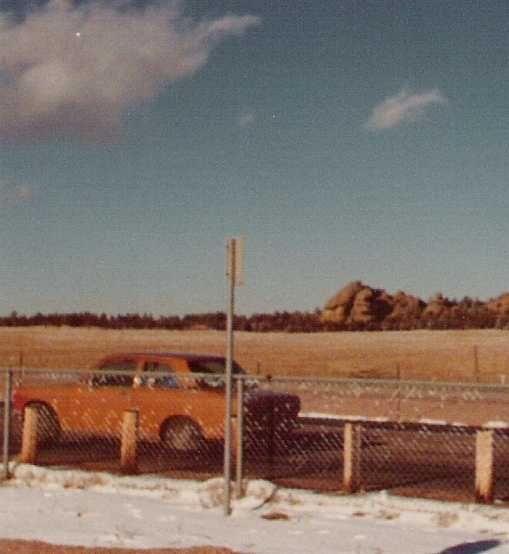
[161,418,203,452]
[27,403,61,446]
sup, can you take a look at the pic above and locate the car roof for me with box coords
[102,352,227,362]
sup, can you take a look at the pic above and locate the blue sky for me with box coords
[0,0,508,316]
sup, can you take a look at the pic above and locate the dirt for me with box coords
[0,541,247,553]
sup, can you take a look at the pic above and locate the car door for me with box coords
[77,358,137,437]
[131,359,180,440]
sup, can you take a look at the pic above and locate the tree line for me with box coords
[0,310,323,332]
[0,299,508,332]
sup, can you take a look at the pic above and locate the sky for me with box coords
[0,0,509,316]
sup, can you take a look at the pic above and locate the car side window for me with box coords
[143,361,178,389]
[93,360,137,387]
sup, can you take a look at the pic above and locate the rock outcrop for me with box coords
[386,291,426,323]
[322,282,509,328]
[322,281,397,325]
[323,280,364,322]
[487,293,509,314]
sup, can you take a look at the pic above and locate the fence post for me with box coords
[266,395,275,480]
[475,429,495,503]
[235,377,244,498]
[121,410,139,473]
[343,423,362,493]
[396,363,402,421]
[473,346,479,383]
[21,405,39,464]
[2,370,13,479]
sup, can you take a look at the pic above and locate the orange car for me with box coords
[13,352,300,451]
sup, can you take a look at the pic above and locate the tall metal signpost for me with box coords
[224,237,244,516]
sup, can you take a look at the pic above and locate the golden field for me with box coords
[0,326,508,383]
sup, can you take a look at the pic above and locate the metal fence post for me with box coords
[396,363,402,421]
[235,377,244,498]
[2,369,13,479]
[224,238,236,516]
[473,346,480,383]
[267,394,275,479]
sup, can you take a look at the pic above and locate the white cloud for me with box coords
[13,184,34,201]
[238,111,255,127]
[0,180,34,203]
[365,88,447,131]
[0,0,260,140]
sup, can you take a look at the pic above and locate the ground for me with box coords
[2,327,509,552]
[0,543,240,554]
[1,467,508,553]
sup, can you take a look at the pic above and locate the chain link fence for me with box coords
[1,368,509,507]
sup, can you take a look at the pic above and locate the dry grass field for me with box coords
[0,326,508,383]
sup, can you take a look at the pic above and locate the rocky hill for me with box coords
[321,281,509,330]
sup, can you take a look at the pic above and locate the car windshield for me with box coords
[188,359,244,375]
[187,358,245,389]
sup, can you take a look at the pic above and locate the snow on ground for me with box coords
[300,411,509,429]
[0,464,509,553]
[300,412,390,422]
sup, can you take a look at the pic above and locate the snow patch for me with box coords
[2,465,509,553]
[484,421,509,429]
[418,418,448,425]
[300,412,389,422]
[7,463,509,536]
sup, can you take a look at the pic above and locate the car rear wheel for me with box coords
[27,403,61,446]
[161,418,203,452]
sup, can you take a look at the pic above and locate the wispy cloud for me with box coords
[238,111,256,128]
[0,0,260,141]
[365,88,447,131]
[13,184,34,201]
[0,180,34,204]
